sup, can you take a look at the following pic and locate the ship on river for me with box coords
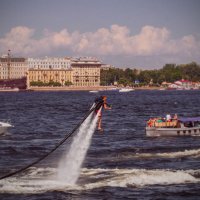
[146,116,200,137]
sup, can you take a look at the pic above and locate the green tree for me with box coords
[161,64,182,82]
[100,62,200,87]
[179,62,200,81]
[65,81,73,86]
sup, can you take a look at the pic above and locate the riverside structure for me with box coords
[71,57,101,87]
[28,57,71,69]
[0,52,101,88]
[27,57,101,88]
[0,51,28,80]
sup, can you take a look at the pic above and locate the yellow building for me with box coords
[0,57,28,80]
[27,57,101,88]
[71,58,101,87]
[28,69,73,86]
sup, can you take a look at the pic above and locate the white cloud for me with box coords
[0,26,73,56]
[0,25,199,59]
[130,26,170,55]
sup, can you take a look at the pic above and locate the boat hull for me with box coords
[119,88,134,92]
[89,91,99,93]
[146,126,200,137]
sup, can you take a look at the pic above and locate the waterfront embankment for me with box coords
[28,86,161,91]
[29,86,118,91]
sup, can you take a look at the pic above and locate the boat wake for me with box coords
[81,168,200,190]
[0,167,199,194]
[121,148,200,160]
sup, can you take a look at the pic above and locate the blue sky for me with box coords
[0,0,200,68]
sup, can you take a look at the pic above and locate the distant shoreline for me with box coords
[0,86,199,92]
[28,86,118,91]
[28,86,161,91]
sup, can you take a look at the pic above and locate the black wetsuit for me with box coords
[94,97,110,113]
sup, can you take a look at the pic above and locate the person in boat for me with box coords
[166,113,172,122]
[173,114,178,120]
[156,117,164,123]
[172,114,179,127]
[94,96,111,131]
[147,118,153,127]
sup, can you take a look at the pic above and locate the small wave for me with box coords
[121,148,200,160]
[0,167,199,194]
[0,167,75,194]
[81,168,199,190]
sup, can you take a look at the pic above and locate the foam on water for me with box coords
[81,168,200,190]
[1,107,200,194]
[0,167,199,194]
[0,167,74,194]
[124,148,200,159]
[0,108,100,193]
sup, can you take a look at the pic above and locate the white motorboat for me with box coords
[89,90,99,93]
[146,116,200,137]
[0,87,19,92]
[0,121,13,135]
[107,87,118,91]
[119,88,134,92]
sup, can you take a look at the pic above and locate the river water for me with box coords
[0,90,200,199]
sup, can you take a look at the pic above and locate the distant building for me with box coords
[167,79,199,90]
[0,53,28,80]
[27,56,101,87]
[28,57,71,69]
[101,64,115,71]
[134,79,140,84]
[71,57,101,87]
[113,81,118,86]
[0,53,102,88]
[28,68,73,87]
[174,79,192,89]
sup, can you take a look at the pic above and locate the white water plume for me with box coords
[57,109,100,185]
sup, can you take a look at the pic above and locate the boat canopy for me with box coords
[178,117,200,123]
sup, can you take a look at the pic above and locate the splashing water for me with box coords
[57,109,99,185]
[0,167,199,194]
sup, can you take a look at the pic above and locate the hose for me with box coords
[0,103,102,180]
